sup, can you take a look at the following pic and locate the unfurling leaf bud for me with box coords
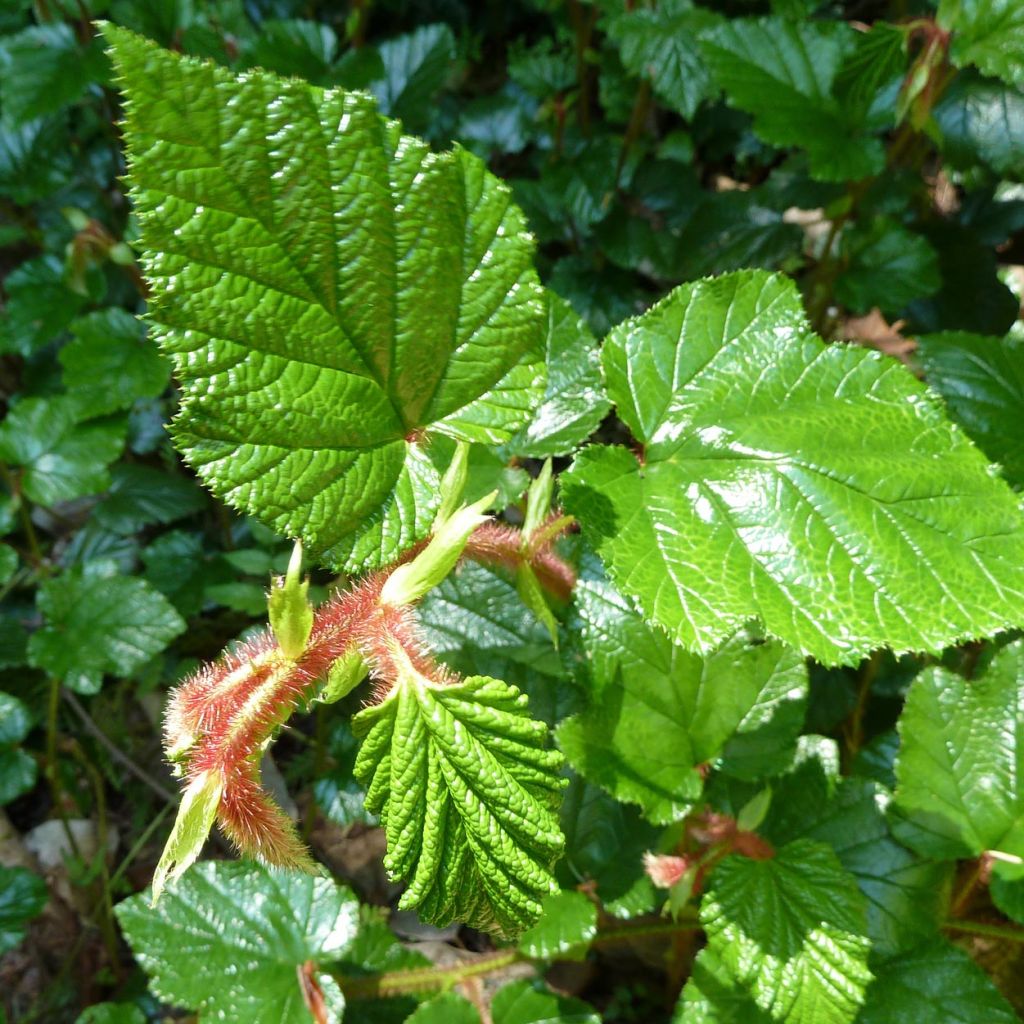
[268,539,313,660]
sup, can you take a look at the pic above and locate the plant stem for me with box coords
[944,919,1024,944]
[335,914,701,999]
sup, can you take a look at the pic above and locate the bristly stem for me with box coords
[335,914,701,999]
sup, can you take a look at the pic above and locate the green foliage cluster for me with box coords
[2,1,1024,1023]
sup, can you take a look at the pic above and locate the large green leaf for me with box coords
[558,568,807,823]
[517,890,598,961]
[916,331,1024,489]
[353,673,565,937]
[369,23,456,132]
[699,18,884,181]
[28,564,186,694]
[675,947,773,1023]
[104,25,545,569]
[857,940,1019,1023]
[116,861,358,1024]
[491,981,600,1024]
[562,270,1024,665]
[605,1,721,120]
[940,0,1024,88]
[700,840,872,1024]
[892,639,1024,880]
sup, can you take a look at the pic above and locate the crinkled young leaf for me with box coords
[557,586,807,824]
[563,270,1024,665]
[892,639,1024,881]
[352,673,565,937]
[60,308,170,419]
[934,73,1024,180]
[857,940,1019,1024]
[28,564,186,694]
[506,292,611,458]
[699,18,884,181]
[0,865,47,954]
[939,0,1024,89]
[605,0,722,120]
[104,25,545,570]
[0,396,125,507]
[916,331,1024,489]
[700,840,872,1024]
[116,861,358,1024]
[517,889,598,961]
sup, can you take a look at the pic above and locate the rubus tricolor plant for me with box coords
[72,14,1024,1024]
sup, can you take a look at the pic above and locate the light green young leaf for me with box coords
[699,18,885,181]
[605,1,722,120]
[0,865,47,954]
[562,270,1024,665]
[0,397,125,507]
[700,840,873,1024]
[28,565,186,694]
[892,639,1024,880]
[991,874,1024,924]
[60,308,170,419]
[916,331,1024,489]
[507,292,611,458]
[939,0,1024,88]
[352,672,565,937]
[558,593,807,824]
[518,889,598,961]
[104,25,545,571]
[836,217,941,315]
[857,940,1019,1023]
[116,861,358,1024]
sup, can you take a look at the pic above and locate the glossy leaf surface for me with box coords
[105,25,545,568]
[563,270,1024,665]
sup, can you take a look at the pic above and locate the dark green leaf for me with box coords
[857,940,1019,1023]
[0,255,85,357]
[370,24,456,132]
[916,331,1024,488]
[105,25,545,569]
[700,840,872,1024]
[491,981,600,1024]
[675,946,773,1023]
[29,564,186,694]
[836,218,941,315]
[935,72,1024,180]
[699,18,884,181]
[93,464,206,534]
[518,890,598,960]
[892,639,1024,879]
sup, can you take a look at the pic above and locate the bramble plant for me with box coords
[4,2,1024,1023]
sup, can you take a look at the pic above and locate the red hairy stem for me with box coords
[464,513,577,601]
